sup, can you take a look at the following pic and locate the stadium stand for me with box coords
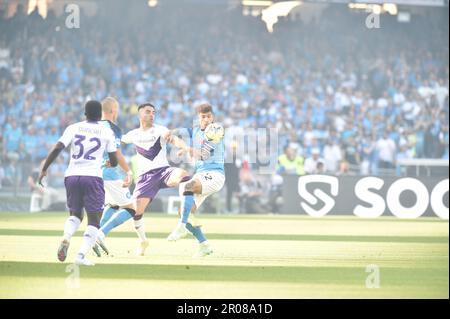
[0,3,448,212]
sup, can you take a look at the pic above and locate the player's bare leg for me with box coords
[165,168,190,188]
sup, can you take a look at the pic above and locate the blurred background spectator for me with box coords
[224,141,241,213]
[323,139,342,174]
[239,163,265,214]
[0,158,4,189]
[304,148,324,174]
[277,145,305,175]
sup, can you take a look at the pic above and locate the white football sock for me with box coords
[77,225,98,259]
[63,216,81,242]
[134,218,147,242]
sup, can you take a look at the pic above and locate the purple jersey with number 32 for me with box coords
[58,121,117,178]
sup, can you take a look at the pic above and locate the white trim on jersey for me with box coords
[122,124,170,177]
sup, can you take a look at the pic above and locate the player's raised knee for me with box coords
[184,179,202,194]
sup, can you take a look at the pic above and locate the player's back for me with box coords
[192,126,225,174]
[59,120,117,178]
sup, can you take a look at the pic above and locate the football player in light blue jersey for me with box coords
[92,97,136,257]
[167,103,226,257]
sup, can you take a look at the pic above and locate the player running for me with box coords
[91,97,135,257]
[167,103,225,257]
[38,100,118,266]
[97,102,192,256]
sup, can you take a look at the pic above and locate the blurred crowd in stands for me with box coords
[0,3,448,213]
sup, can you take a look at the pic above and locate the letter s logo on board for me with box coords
[298,175,339,217]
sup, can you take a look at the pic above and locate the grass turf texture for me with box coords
[0,213,448,298]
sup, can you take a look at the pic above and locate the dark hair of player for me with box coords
[196,103,213,114]
[138,103,156,111]
[85,100,102,121]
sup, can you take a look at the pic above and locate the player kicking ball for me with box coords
[167,103,225,258]
[91,97,135,257]
[95,102,192,256]
[38,101,118,266]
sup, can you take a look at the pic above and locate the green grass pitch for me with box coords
[0,212,448,298]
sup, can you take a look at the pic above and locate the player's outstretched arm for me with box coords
[165,131,205,160]
[164,130,191,154]
[120,132,133,146]
[116,149,133,187]
[38,142,65,186]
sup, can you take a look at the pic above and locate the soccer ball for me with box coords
[204,123,225,143]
